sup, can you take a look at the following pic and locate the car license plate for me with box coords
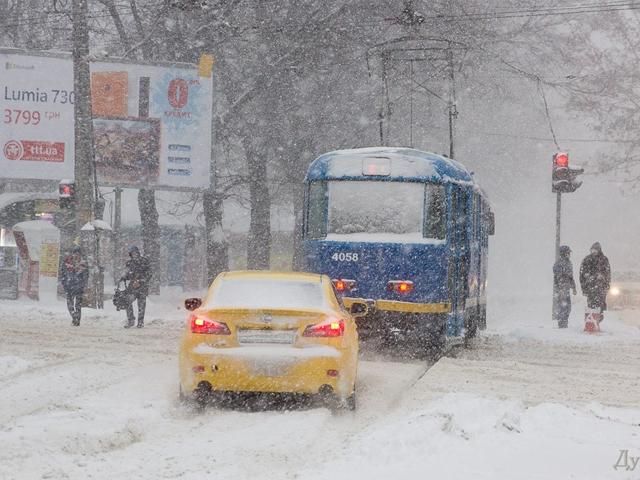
[237,329,296,345]
[249,361,290,377]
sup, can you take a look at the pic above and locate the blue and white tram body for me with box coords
[302,147,494,345]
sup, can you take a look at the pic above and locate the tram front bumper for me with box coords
[342,297,450,314]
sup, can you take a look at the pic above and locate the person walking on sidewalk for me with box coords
[61,246,89,326]
[579,242,611,315]
[121,246,152,328]
[553,245,577,328]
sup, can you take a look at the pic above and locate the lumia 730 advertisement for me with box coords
[1,52,213,190]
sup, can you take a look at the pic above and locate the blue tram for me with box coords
[302,147,494,352]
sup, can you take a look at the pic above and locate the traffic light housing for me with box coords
[58,181,75,209]
[552,152,583,193]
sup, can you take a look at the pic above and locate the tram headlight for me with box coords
[609,286,621,296]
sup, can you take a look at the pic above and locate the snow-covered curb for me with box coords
[298,392,640,480]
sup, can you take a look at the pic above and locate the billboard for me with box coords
[0,50,213,190]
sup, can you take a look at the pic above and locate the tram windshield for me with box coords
[306,180,445,242]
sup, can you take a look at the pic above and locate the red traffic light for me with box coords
[59,182,75,198]
[552,152,583,193]
[553,152,569,168]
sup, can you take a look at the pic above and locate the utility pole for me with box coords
[447,43,457,159]
[72,0,95,237]
[113,187,122,283]
[72,0,101,307]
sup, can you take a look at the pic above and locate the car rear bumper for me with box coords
[180,344,355,397]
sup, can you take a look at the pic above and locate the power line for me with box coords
[4,1,640,31]
[396,1,640,21]
[431,0,638,17]
[463,130,634,144]
[537,79,561,150]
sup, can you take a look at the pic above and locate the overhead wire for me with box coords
[3,0,640,30]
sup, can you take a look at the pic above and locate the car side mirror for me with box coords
[350,301,368,318]
[487,211,495,236]
[185,297,202,311]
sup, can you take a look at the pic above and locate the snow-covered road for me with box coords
[1,293,639,480]
[0,295,431,479]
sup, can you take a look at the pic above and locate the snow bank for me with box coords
[297,393,640,480]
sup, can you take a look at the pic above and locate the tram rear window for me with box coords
[307,181,445,241]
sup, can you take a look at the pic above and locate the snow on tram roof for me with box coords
[306,147,474,184]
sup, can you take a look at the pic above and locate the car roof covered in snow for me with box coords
[305,147,475,184]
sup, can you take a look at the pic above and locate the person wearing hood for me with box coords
[61,246,89,326]
[121,245,152,328]
[553,245,577,328]
[579,242,611,313]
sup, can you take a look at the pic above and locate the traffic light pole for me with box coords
[552,191,562,321]
[551,192,562,321]
[555,191,561,261]
[551,152,583,324]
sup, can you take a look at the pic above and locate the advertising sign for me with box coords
[0,50,213,190]
[0,53,75,181]
[39,240,60,277]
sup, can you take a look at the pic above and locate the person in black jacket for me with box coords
[579,242,611,313]
[61,246,89,326]
[553,245,577,328]
[121,246,152,328]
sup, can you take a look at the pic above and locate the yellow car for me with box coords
[179,271,366,410]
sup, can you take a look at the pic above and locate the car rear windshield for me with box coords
[206,278,326,310]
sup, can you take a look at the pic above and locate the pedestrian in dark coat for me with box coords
[579,242,611,313]
[60,246,89,326]
[121,245,152,328]
[553,245,577,328]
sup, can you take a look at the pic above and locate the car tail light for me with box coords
[332,278,356,293]
[387,280,414,294]
[190,314,231,335]
[303,319,345,337]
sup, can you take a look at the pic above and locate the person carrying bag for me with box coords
[120,246,152,328]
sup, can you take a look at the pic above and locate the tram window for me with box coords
[307,181,328,239]
[327,181,423,236]
[424,185,445,240]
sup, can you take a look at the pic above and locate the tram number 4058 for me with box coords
[331,252,359,262]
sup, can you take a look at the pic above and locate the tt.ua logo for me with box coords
[3,140,23,161]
